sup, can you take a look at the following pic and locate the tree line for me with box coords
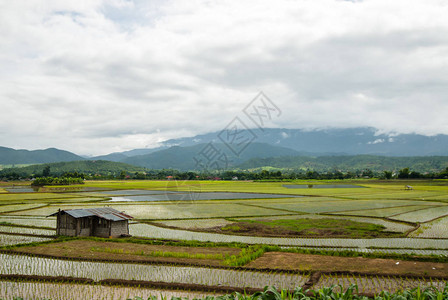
[5,166,447,183]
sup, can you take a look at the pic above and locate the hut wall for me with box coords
[78,217,92,237]
[93,218,111,238]
[57,213,77,236]
[56,213,131,238]
[110,220,129,237]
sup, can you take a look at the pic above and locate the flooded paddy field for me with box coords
[0,234,53,246]
[0,281,213,300]
[0,179,447,297]
[0,253,309,289]
[283,184,366,189]
[107,191,297,202]
[315,273,447,294]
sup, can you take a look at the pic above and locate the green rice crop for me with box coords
[130,223,448,251]
[234,215,414,233]
[90,246,226,260]
[155,219,235,229]
[0,234,53,246]
[409,216,448,238]
[2,283,448,300]
[0,216,56,228]
[249,199,440,214]
[0,281,211,300]
[315,273,446,295]
[0,204,47,213]
[6,203,293,219]
[0,225,55,236]
[420,194,448,202]
[81,180,375,196]
[0,253,309,289]
[330,205,432,218]
[341,190,447,200]
[391,206,448,222]
[0,193,84,201]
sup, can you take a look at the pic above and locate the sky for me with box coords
[1,0,448,156]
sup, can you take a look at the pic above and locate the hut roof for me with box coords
[48,207,133,221]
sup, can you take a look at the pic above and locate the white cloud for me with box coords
[368,139,385,145]
[281,132,289,139]
[1,0,448,155]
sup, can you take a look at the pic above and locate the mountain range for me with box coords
[0,146,84,165]
[2,127,448,171]
[161,127,448,156]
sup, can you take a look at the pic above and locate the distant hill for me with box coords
[0,146,84,165]
[123,142,300,170]
[90,153,128,162]
[0,160,148,177]
[238,155,448,173]
[120,147,169,157]
[160,127,448,156]
[3,127,448,171]
[89,148,170,162]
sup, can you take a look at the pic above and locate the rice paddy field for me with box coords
[314,273,447,294]
[0,179,447,298]
[0,234,53,246]
[0,281,212,300]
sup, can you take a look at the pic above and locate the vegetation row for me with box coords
[6,284,448,300]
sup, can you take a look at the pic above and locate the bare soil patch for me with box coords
[247,252,448,277]
[15,240,241,267]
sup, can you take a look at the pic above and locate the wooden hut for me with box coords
[48,207,133,238]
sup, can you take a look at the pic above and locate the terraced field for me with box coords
[0,179,447,297]
[0,216,56,228]
[0,281,211,300]
[129,223,448,251]
[315,274,446,294]
[409,216,448,238]
[0,234,53,246]
[0,225,55,236]
[392,206,448,222]
[0,253,309,289]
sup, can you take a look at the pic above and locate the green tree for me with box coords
[361,169,374,178]
[398,167,410,179]
[383,171,393,179]
[260,170,270,179]
[42,165,51,177]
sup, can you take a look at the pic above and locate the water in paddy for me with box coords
[100,189,179,195]
[0,281,213,300]
[0,254,309,289]
[3,187,38,193]
[283,184,365,189]
[108,191,297,202]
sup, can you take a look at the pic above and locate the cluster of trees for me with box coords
[3,164,448,182]
[31,177,84,186]
[62,167,448,181]
[395,167,448,179]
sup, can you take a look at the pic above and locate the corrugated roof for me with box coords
[48,207,133,221]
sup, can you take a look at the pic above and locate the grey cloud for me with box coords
[1,0,448,155]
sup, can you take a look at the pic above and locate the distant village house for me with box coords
[49,207,133,238]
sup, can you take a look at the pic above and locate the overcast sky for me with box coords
[1,0,448,156]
